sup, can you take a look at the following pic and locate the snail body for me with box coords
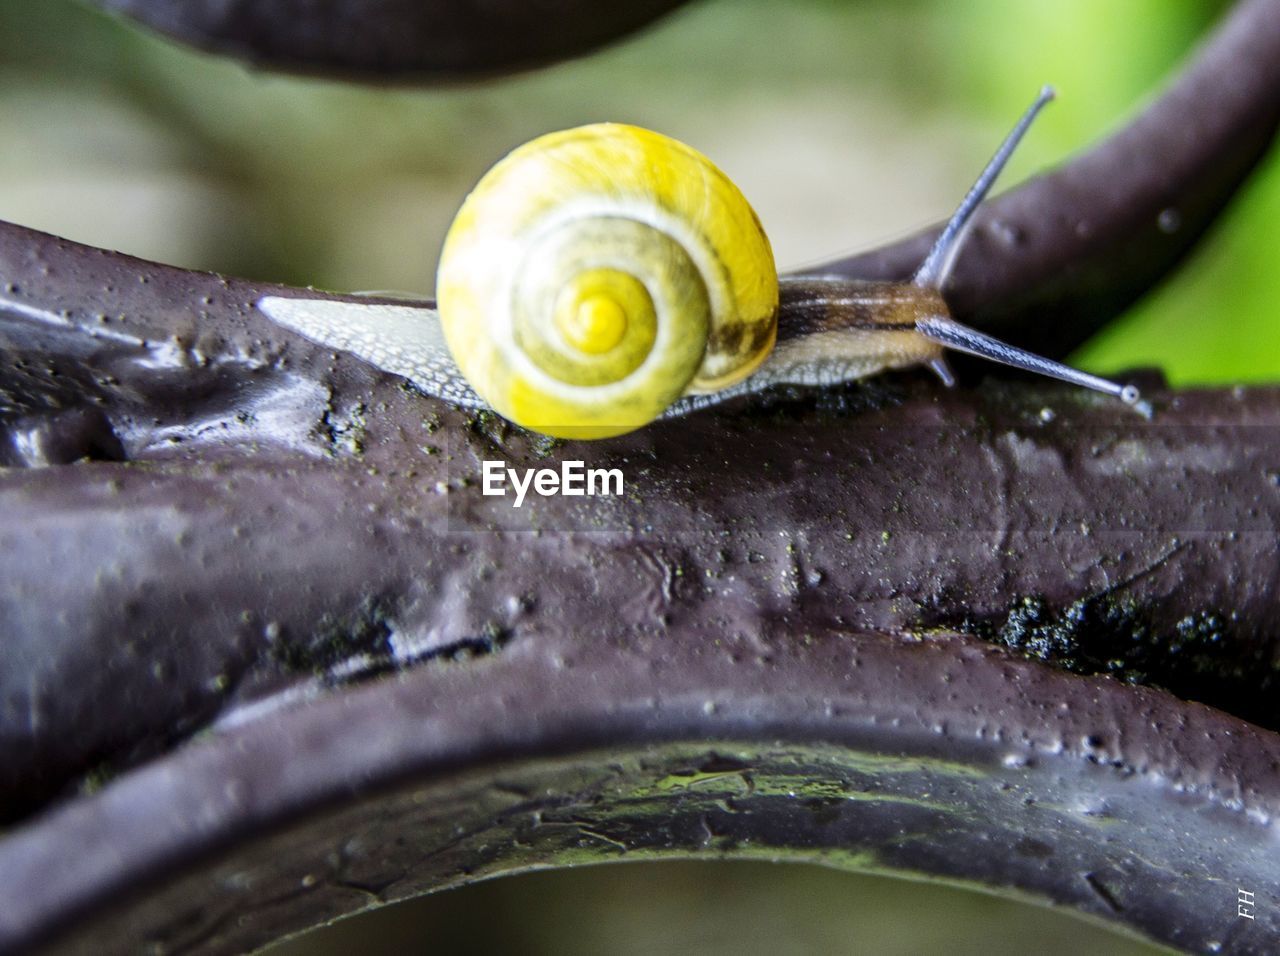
[258,88,1138,440]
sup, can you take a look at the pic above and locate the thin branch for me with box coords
[92,0,692,78]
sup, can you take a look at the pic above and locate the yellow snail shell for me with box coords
[435,123,778,438]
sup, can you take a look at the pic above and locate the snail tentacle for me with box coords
[916,314,1141,404]
[913,85,1056,291]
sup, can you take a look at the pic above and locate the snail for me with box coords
[258,87,1140,440]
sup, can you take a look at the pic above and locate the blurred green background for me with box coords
[0,0,1267,952]
[266,861,1167,955]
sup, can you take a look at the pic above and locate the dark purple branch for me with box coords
[4,621,1278,954]
[90,0,691,79]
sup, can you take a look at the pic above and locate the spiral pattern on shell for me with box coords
[436,123,779,439]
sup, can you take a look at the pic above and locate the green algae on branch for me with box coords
[640,751,988,801]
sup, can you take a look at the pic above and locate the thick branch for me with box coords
[2,220,1280,948]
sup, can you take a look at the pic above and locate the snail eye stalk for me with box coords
[909,86,1141,407]
[913,85,1056,292]
[916,315,1141,405]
